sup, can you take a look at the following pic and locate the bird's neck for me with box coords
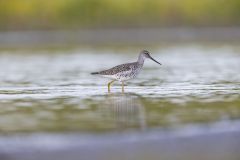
[137,55,145,65]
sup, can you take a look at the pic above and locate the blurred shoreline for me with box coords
[0,27,240,49]
[1,120,240,160]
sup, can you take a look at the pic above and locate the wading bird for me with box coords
[91,50,161,92]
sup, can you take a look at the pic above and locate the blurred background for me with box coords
[1,0,240,30]
[0,1,240,160]
[0,0,240,48]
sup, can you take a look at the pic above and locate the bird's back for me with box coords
[97,62,137,75]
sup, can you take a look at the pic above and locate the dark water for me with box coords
[0,45,240,160]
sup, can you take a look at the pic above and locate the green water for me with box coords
[0,45,240,159]
[0,94,240,133]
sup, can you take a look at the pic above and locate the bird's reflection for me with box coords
[98,93,146,130]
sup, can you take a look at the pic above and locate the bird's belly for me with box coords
[116,70,140,81]
[101,74,118,79]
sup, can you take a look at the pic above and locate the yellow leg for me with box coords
[108,80,115,92]
[122,82,124,93]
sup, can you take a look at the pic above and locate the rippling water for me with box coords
[0,45,240,160]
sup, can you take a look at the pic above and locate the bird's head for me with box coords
[139,50,161,65]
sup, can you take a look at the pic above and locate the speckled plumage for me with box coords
[95,62,143,81]
[99,62,134,75]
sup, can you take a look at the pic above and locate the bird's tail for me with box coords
[91,72,99,75]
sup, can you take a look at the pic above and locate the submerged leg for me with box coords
[108,80,115,92]
[122,81,124,93]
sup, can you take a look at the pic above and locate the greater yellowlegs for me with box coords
[91,50,161,92]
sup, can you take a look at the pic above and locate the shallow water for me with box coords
[0,45,240,159]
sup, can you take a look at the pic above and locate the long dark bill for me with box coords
[149,56,162,65]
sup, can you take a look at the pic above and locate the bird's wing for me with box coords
[99,62,135,75]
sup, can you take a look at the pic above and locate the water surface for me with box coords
[0,45,240,159]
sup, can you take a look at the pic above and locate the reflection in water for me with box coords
[97,93,146,130]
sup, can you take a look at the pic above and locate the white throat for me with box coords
[137,54,146,65]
